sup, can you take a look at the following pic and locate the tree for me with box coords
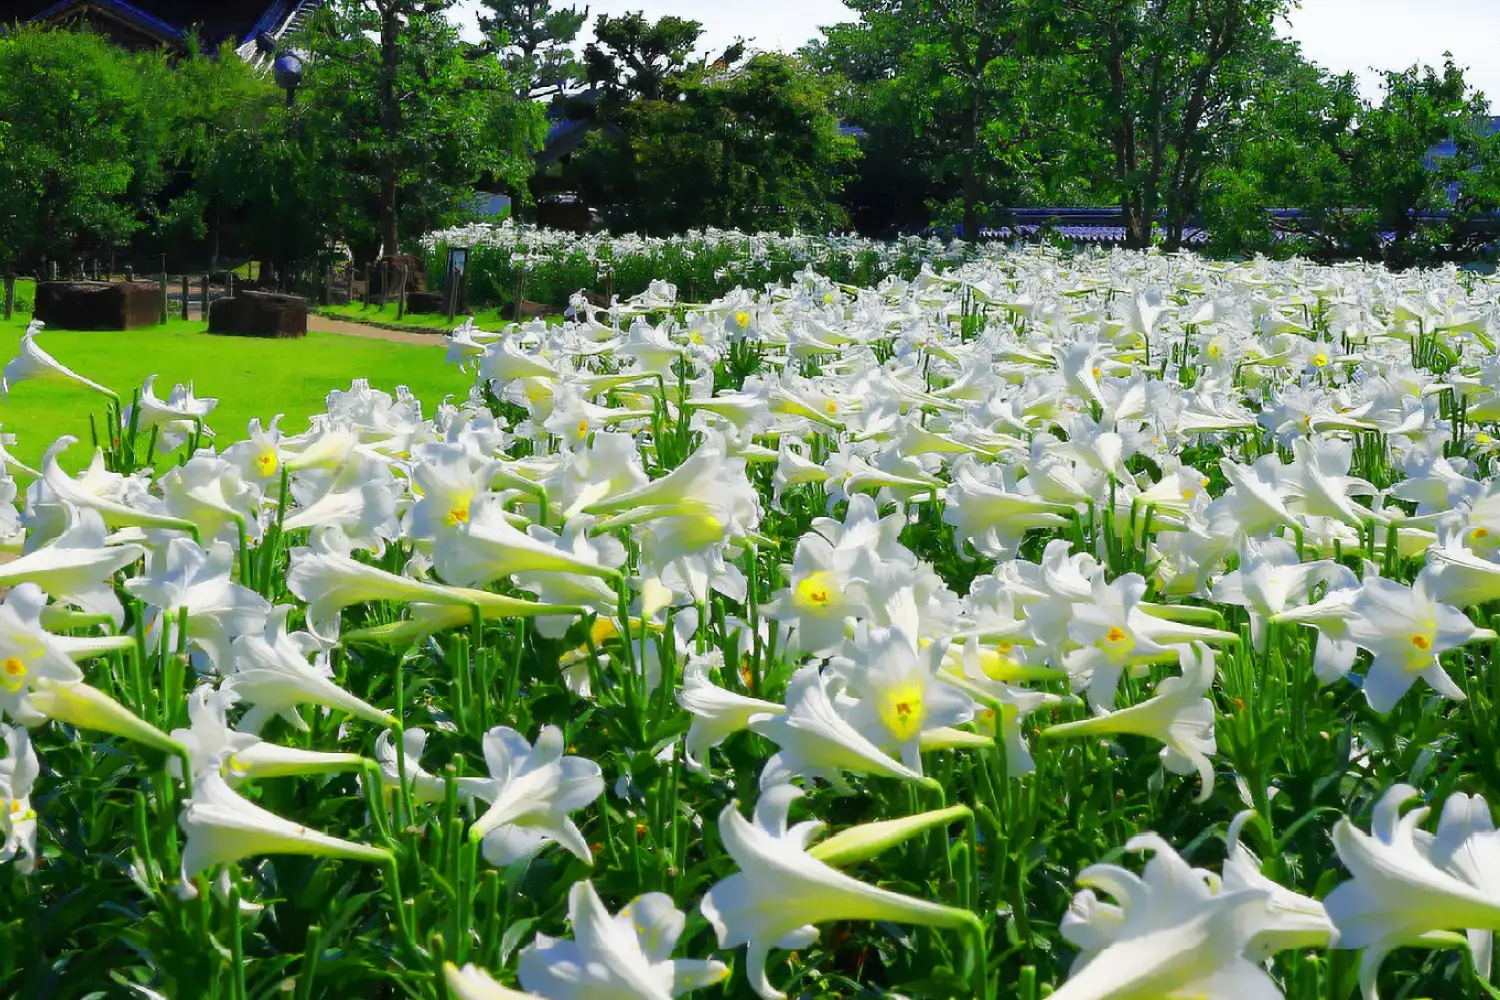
[814,0,1022,237]
[1351,60,1500,267]
[1202,54,1500,268]
[810,0,1091,236]
[155,41,286,272]
[1050,0,1294,249]
[0,27,173,271]
[572,52,861,234]
[300,0,546,261]
[477,0,588,100]
[803,18,936,237]
[583,11,715,104]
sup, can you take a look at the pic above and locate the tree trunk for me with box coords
[378,3,402,258]
[961,30,996,240]
[962,88,981,239]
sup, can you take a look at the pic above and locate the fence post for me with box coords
[323,266,333,306]
[395,265,407,321]
[158,269,168,325]
[179,275,189,320]
[2,274,13,321]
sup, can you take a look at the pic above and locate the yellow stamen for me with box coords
[794,572,836,609]
[444,506,469,527]
[253,451,278,476]
[1,656,25,692]
[879,682,925,742]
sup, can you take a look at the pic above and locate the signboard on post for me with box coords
[445,247,469,322]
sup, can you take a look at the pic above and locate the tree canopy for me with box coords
[0,1,1496,271]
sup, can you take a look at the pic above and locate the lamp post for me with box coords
[273,51,305,108]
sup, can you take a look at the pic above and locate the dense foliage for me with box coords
[0,5,546,275]
[1,2,1498,274]
[570,53,860,235]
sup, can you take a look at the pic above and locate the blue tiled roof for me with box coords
[32,0,186,43]
[28,0,285,47]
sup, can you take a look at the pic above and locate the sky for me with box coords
[450,0,1500,104]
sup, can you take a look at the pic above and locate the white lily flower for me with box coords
[1346,577,1477,712]
[179,769,390,886]
[434,498,620,589]
[221,416,286,483]
[1206,454,1303,539]
[517,880,729,1000]
[43,437,197,537]
[125,536,270,671]
[1326,785,1500,999]
[404,445,498,547]
[0,508,142,625]
[677,651,784,773]
[171,684,366,783]
[286,529,480,641]
[0,723,39,871]
[1045,643,1220,802]
[827,623,974,774]
[1223,811,1335,959]
[749,664,923,788]
[1211,536,1356,651]
[1419,523,1500,607]
[127,375,217,452]
[2,324,115,399]
[157,455,260,547]
[0,583,85,725]
[468,725,603,867]
[282,478,400,555]
[700,785,975,1000]
[444,963,541,1000]
[1053,833,1282,1000]
[375,727,487,803]
[227,606,393,733]
[1061,573,1175,711]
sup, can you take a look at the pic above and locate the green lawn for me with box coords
[1,310,466,472]
[317,299,517,330]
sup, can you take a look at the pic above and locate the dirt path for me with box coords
[177,303,448,345]
[306,315,446,345]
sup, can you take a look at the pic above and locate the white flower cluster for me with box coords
[5,243,1500,998]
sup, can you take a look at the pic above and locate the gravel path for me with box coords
[305,315,446,345]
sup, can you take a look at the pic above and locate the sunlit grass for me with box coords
[0,310,461,470]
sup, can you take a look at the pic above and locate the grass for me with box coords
[1,309,464,471]
[317,299,518,330]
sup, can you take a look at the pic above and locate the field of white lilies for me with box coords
[5,241,1500,1000]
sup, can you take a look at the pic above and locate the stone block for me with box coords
[34,280,161,330]
[404,290,448,314]
[208,290,307,338]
